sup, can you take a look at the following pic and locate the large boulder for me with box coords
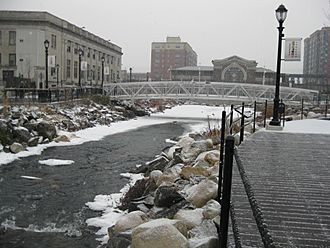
[174,208,204,230]
[132,224,188,248]
[9,142,25,154]
[13,127,31,143]
[132,218,187,238]
[195,150,220,167]
[114,211,148,233]
[154,185,185,207]
[186,179,218,208]
[28,137,40,147]
[36,121,57,140]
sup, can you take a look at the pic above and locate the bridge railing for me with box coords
[105,81,319,104]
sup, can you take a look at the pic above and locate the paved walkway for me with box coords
[230,131,330,247]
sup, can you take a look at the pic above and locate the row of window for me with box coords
[66,40,121,66]
[0,31,16,46]
[65,59,119,81]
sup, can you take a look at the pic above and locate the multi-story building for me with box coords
[0,10,122,89]
[303,27,330,95]
[150,36,197,80]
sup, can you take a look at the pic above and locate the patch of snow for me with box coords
[38,159,75,166]
[281,119,330,134]
[21,175,42,180]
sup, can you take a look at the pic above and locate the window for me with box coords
[111,56,114,64]
[117,58,120,67]
[51,34,56,49]
[9,31,16,45]
[92,65,96,80]
[87,64,90,78]
[74,61,78,78]
[67,41,71,52]
[93,50,96,60]
[107,55,110,64]
[9,53,16,66]
[0,31,2,46]
[66,59,71,78]
[97,66,100,80]
[87,48,91,58]
[51,67,56,76]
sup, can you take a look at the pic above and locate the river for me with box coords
[0,122,185,248]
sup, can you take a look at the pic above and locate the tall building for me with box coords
[150,36,197,80]
[303,27,330,95]
[0,11,122,89]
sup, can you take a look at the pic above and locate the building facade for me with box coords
[171,55,275,85]
[303,27,330,95]
[150,36,197,81]
[0,11,122,89]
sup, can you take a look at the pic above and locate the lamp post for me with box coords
[101,56,105,95]
[44,40,49,89]
[78,48,83,88]
[129,67,132,82]
[269,4,288,126]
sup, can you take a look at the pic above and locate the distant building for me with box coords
[150,36,197,81]
[303,27,330,95]
[0,10,122,89]
[171,55,275,84]
[171,66,213,82]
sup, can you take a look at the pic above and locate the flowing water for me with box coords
[0,122,185,248]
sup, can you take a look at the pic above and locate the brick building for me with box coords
[150,36,197,80]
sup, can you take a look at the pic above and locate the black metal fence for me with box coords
[3,87,103,103]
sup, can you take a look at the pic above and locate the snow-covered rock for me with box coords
[202,199,220,219]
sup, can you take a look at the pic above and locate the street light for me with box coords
[78,48,83,88]
[101,56,105,95]
[129,67,132,82]
[44,39,49,89]
[269,4,288,126]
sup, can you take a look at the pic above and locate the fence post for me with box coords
[230,104,234,135]
[219,135,235,248]
[253,100,256,133]
[240,102,245,144]
[301,98,304,120]
[282,100,286,127]
[218,110,226,202]
[264,100,267,128]
[326,99,328,118]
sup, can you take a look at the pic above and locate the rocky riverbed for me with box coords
[99,103,328,248]
[0,97,182,156]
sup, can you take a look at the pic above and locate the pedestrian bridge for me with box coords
[105,81,318,104]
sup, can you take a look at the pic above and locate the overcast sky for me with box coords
[1,0,329,73]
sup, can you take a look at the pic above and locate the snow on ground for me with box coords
[282,119,330,134]
[38,159,75,166]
